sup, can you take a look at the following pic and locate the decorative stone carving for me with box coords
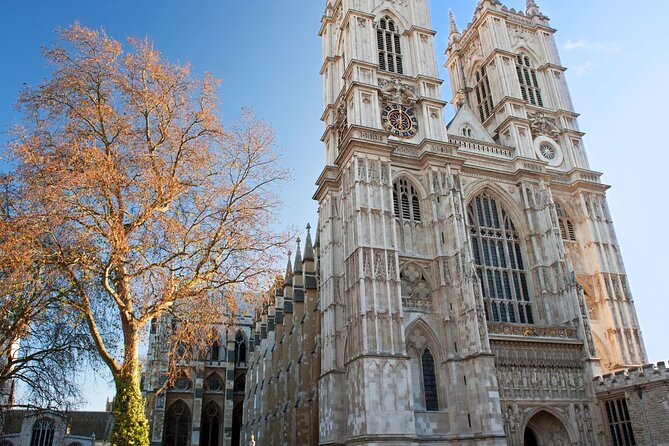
[393,145,422,158]
[400,264,432,310]
[528,112,561,140]
[508,24,538,51]
[379,78,418,106]
[386,0,408,7]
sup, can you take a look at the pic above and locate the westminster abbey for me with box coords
[139,1,669,445]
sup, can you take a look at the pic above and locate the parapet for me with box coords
[594,361,668,393]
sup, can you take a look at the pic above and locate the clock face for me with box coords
[382,104,418,138]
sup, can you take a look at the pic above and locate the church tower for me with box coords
[445,0,646,373]
[313,0,647,444]
[316,0,507,444]
[241,1,650,445]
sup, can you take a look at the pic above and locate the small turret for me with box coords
[448,11,461,45]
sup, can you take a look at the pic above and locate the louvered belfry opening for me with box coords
[516,53,544,107]
[474,65,494,122]
[377,16,403,74]
[393,179,421,223]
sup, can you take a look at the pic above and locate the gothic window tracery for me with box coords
[393,179,421,222]
[200,402,221,446]
[235,331,247,367]
[393,178,423,254]
[516,53,544,107]
[474,65,494,122]
[400,264,432,311]
[164,401,191,446]
[467,193,534,324]
[30,418,55,446]
[377,16,403,74]
[555,203,576,241]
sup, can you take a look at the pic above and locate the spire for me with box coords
[448,10,461,45]
[303,224,315,261]
[449,10,458,34]
[526,0,542,17]
[293,237,303,273]
[284,250,293,285]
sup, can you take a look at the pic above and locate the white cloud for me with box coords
[572,61,596,77]
[563,39,621,54]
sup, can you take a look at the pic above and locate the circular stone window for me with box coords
[206,374,222,392]
[174,375,190,391]
[533,136,563,166]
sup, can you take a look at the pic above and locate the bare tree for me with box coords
[5,24,289,445]
[0,180,88,412]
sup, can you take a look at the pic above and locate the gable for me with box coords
[446,102,495,143]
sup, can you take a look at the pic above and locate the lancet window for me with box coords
[555,203,576,241]
[393,179,421,223]
[516,53,544,107]
[467,193,534,324]
[164,401,191,446]
[235,331,247,367]
[377,16,403,74]
[30,418,55,446]
[200,402,221,446]
[474,65,494,122]
[422,348,438,411]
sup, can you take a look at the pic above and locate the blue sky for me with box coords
[1,1,668,409]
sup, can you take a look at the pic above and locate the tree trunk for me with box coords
[110,335,150,446]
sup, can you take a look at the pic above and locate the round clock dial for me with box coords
[382,104,418,138]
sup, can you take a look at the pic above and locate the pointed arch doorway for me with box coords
[523,410,572,446]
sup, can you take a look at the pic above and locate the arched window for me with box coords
[421,348,438,411]
[467,193,534,324]
[516,53,544,107]
[164,401,191,446]
[555,203,576,241]
[30,418,55,446]
[461,125,473,138]
[393,179,421,223]
[377,16,403,74]
[208,339,220,362]
[200,402,221,446]
[235,331,247,367]
[205,373,223,392]
[234,374,246,393]
[474,65,494,122]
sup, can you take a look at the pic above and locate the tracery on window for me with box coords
[377,16,403,74]
[164,401,191,446]
[235,331,247,367]
[400,264,432,311]
[474,65,494,122]
[516,53,544,107]
[555,203,576,241]
[200,402,221,446]
[393,179,421,223]
[205,373,222,392]
[30,418,55,446]
[467,193,534,324]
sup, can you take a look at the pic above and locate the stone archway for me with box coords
[524,411,571,446]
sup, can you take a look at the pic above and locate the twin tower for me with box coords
[243,1,647,445]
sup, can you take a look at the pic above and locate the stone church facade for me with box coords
[242,1,654,445]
